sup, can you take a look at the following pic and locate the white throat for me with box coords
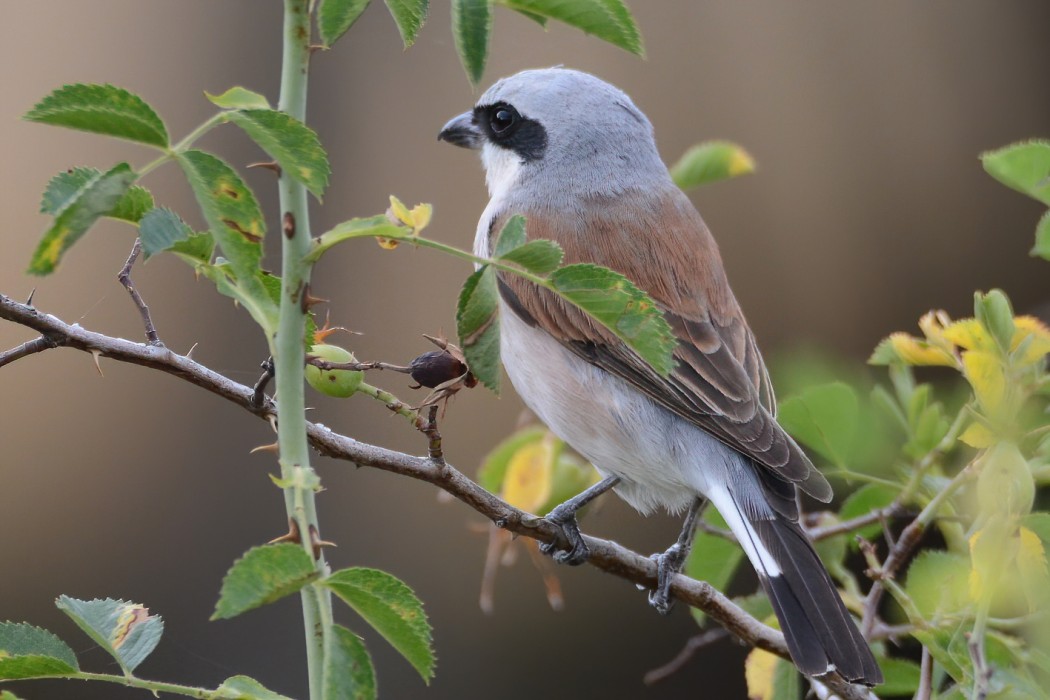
[481,142,522,201]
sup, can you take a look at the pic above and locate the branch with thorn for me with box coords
[0,292,878,700]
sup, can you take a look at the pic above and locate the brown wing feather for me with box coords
[491,187,832,503]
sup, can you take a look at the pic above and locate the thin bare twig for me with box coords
[643,628,729,685]
[0,292,877,700]
[914,646,933,700]
[806,504,905,542]
[0,334,60,369]
[252,356,275,408]
[117,238,162,346]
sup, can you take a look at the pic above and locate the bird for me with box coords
[438,67,882,686]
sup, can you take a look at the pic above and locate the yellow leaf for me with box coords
[376,237,399,250]
[388,195,413,227]
[962,350,1005,412]
[727,147,756,177]
[744,648,778,700]
[959,422,995,449]
[943,318,994,351]
[501,438,554,513]
[1012,316,1050,364]
[889,333,956,366]
[1019,526,1048,579]
[410,203,433,232]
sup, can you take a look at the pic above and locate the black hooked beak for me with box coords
[438,111,482,149]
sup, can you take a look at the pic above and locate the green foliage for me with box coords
[323,568,435,683]
[224,109,330,200]
[305,215,406,263]
[205,87,271,110]
[670,141,756,191]
[777,381,859,468]
[383,0,429,47]
[212,544,319,620]
[496,0,643,56]
[875,657,923,696]
[982,140,1050,261]
[319,0,373,47]
[548,264,676,374]
[139,207,194,259]
[324,625,378,700]
[0,622,78,680]
[215,675,295,700]
[177,149,265,278]
[55,596,163,674]
[24,83,168,148]
[29,163,138,275]
[452,0,493,84]
[456,265,502,392]
[477,426,549,492]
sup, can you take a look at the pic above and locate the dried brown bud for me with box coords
[410,350,473,389]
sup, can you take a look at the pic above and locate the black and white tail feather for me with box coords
[721,482,883,685]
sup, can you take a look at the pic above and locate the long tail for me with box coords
[707,485,883,685]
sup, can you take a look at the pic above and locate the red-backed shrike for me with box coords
[440,68,881,685]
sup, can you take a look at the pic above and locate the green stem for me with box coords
[64,672,218,699]
[138,113,226,177]
[357,380,418,422]
[275,2,331,698]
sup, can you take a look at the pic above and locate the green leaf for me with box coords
[838,483,897,543]
[477,426,548,492]
[40,167,152,224]
[0,622,78,680]
[1032,209,1050,261]
[511,7,548,25]
[305,215,407,263]
[496,0,643,56]
[29,162,138,275]
[685,509,744,626]
[777,382,859,467]
[493,214,527,257]
[139,207,193,259]
[55,596,162,673]
[323,568,435,683]
[171,231,216,265]
[215,675,295,700]
[549,263,675,375]
[500,240,564,275]
[323,625,378,700]
[177,149,265,280]
[383,0,429,47]
[206,87,271,110]
[225,109,330,200]
[457,265,501,393]
[670,141,756,191]
[197,263,279,336]
[745,647,800,700]
[108,186,155,224]
[212,544,319,620]
[320,0,373,46]
[1,691,26,700]
[876,656,922,696]
[904,551,970,618]
[981,140,1050,206]
[452,0,493,84]
[25,83,168,148]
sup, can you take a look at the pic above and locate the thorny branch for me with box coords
[0,293,876,700]
[117,238,162,346]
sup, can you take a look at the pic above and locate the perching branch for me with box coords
[0,292,876,700]
[0,333,60,368]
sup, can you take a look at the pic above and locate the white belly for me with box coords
[499,305,743,516]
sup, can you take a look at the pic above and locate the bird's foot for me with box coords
[538,503,589,566]
[648,542,687,615]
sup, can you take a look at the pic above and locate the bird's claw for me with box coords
[539,505,589,566]
[648,543,686,615]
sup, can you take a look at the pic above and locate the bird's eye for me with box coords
[490,107,518,134]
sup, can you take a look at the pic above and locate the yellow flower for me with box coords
[889,333,956,366]
[1012,316,1050,365]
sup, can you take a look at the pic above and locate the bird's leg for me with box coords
[649,495,707,614]
[539,475,620,566]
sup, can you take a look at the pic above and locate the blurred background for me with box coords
[2,2,1049,698]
